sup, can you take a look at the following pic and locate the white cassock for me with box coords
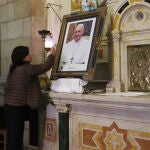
[59,37,91,71]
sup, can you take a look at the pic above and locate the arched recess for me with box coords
[109,0,150,92]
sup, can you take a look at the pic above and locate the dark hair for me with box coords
[10,46,29,74]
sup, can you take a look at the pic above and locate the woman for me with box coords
[4,46,55,150]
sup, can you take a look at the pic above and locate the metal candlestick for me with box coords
[38,30,51,91]
[39,30,50,62]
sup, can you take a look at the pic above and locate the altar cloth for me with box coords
[51,78,87,94]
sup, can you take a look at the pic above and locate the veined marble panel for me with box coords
[78,121,150,150]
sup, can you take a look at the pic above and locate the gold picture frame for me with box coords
[52,7,107,80]
[71,0,82,13]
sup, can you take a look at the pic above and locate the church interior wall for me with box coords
[0,0,46,76]
[0,0,150,149]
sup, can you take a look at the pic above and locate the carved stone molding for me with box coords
[111,29,120,42]
[106,79,121,93]
[50,92,150,113]
[120,4,150,32]
[55,104,71,113]
[106,0,119,4]
[110,2,150,92]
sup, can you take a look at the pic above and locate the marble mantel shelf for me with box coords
[49,92,150,111]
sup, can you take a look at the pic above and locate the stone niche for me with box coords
[107,1,150,92]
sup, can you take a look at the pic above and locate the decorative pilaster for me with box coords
[106,29,121,93]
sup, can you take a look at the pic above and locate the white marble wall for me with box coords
[46,0,71,45]
[0,0,31,75]
[0,0,46,75]
[42,103,58,150]
[50,92,150,150]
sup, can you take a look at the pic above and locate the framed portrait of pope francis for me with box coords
[52,7,107,80]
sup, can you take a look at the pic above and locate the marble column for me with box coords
[106,29,121,92]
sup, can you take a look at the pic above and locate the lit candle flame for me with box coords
[45,33,54,48]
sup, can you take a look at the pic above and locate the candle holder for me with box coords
[38,30,52,91]
[38,30,50,62]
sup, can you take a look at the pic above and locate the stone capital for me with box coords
[106,79,121,93]
[55,104,71,113]
[111,29,120,42]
